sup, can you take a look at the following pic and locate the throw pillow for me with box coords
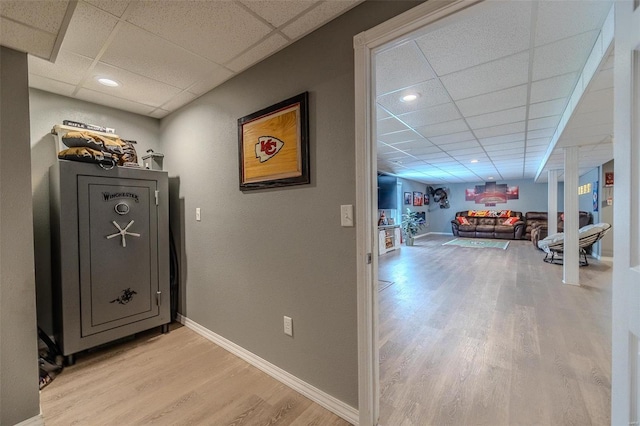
[502,217,519,226]
[456,216,470,225]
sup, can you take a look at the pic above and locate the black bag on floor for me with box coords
[38,327,64,389]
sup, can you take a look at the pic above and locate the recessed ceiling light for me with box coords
[488,176,494,180]
[401,93,419,102]
[470,159,479,163]
[97,77,120,87]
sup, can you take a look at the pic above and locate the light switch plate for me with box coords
[341,205,354,227]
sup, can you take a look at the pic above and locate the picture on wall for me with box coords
[423,193,429,205]
[465,181,519,206]
[593,181,599,212]
[404,192,412,205]
[238,92,309,191]
[413,191,423,206]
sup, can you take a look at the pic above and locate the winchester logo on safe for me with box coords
[102,192,139,203]
[255,136,284,163]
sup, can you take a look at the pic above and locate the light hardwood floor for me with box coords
[40,325,350,425]
[378,235,612,425]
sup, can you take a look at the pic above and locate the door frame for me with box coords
[354,1,480,424]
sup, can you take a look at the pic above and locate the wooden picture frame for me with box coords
[238,92,309,191]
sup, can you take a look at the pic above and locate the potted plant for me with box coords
[401,208,425,246]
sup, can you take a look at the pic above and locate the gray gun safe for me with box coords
[50,160,170,364]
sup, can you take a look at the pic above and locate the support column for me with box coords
[563,146,579,286]
[548,170,559,235]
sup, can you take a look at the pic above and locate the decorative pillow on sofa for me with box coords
[502,217,519,226]
[456,216,470,225]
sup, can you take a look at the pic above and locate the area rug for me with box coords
[442,238,509,250]
[378,280,394,291]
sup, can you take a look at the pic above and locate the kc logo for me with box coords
[255,136,284,163]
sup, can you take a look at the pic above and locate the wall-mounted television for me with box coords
[377,174,397,210]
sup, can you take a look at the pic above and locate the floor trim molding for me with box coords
[14,413,44,426]
[176,314,359,425]
[428,232,454,236]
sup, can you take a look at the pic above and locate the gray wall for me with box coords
[428,179,563,234]
[600,159,614,256]
[578,167,601,255]
[1,46,40,426]
[398,178,430,236]
[29,88,161,334]
[159,1,420,408]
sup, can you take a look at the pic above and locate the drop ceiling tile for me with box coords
[530,73,578,103]
[280,0,360,40]
[0,17,56,60]
[483,141,525,152]
[527,137,551,146]
[490,149,524,158]
[466,106,526,130]
[405,145,444,156]
[588,68,613,92]
[240,0,316,27]
[376,79,450,115]
[126,1,272,64]
[391,139,434,151]
[474,121,525,139]
[535,1,612,46]
[100,23,221,90]
[566,110,613,130]
[377,117,409,135]
[378,130,419,144]
[76,88,155,116]
[160,91,198,112]
[428,130,475,145]
[377,107,391,120]
[28,74,76,96]
[85,62,182,107]
[527,128,555,139]
[375,42,436,96]
[85,0,130,17]
[415,1,531,76]
[61,1,118,58]
[226,33,289,72]
[415,119,469,138]
[528,115,560,131]
[0,0,69,33]
[441,140,482,152]
[377,142,399,155]
[440,52,529,100]
[533,31,599,81]
[456,85,527,118]
[187,67,235,96]
[528,98,567,120]
[479,132,525,146]
[396,103,460,128]
[28,49,93,85]
[149,108,170,119]
[577,88,613,114]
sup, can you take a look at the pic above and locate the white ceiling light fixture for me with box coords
[401,93,419,102]
[97,77,120,87]
[487,176,494,180]
[470,159,479,163]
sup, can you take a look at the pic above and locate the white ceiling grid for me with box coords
[375,0,613,184]
[6,0,361,118]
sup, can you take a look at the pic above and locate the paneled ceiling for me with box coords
[1,0,361,118]
[375,0,614,184]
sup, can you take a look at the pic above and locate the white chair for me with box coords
[537,223,611,266]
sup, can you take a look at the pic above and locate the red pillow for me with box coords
[456,216,470,225]
[502,217,519,226]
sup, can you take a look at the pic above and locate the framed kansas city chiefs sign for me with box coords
[238,92,309,191]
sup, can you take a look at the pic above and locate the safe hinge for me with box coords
[156,290,162,306]
[155,190,159,206]
[366,253,372,264]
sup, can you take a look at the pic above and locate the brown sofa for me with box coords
[451,210,525,240]
[528,211,593,247]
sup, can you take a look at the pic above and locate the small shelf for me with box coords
[378,226,401,255]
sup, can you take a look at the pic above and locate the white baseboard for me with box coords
[428,232,453,236]
[176,314,359,425]
[14,413,44,426]
[414,233,429,239]
[595,255,613,263]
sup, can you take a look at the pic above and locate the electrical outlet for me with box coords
[283,316,293,336]
[196,208,201,221]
